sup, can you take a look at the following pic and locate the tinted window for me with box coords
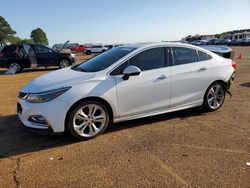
[110,47,166,75]
[207,54,213,60]
[130,47,165,71]
[198,51,208,61]
[172,47,198,65]
[73,47,136,72]
[2,45,17,56]
[35,45,49,53]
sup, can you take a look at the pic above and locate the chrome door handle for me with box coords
[157,75,168,80]
[198,67,207,72]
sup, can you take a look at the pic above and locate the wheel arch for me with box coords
[204,79,228,99]
[64,96,114,131]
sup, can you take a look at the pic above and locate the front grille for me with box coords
[18,92,28,99]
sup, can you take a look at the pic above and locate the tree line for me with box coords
[0,16,48,46]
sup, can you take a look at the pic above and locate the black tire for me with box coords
[9,62,23,73]
[203,82,226,112]
[86,50,91,55]
[67,100,110,140]
[102,50,106,53]
[58,58,70,69]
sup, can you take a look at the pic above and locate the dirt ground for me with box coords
[0,47,249,188]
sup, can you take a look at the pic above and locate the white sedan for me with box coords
[18,43,236,139]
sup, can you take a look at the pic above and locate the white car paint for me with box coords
[18,42,235,133]
[84,45,108,54]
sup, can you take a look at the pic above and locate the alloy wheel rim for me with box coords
[60,60,69,68]
[207,85,225,109]
[73,104,106,137]
[10,63,20,72]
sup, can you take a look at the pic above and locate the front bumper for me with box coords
[17,98,70,133]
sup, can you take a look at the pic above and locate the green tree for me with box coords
[9,36,34,44]
[9,36,22,44]
[0,16,16,46]
[30,28,48,45]
[21,38,34,44]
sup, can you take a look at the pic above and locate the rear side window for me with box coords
[172,47,198,65]
[110,47,166,75]
[198,51,208,61]
[2,45,17,56]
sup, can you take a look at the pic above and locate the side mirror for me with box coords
[122,65,141,80]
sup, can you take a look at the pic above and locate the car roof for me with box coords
[122,42,203,50]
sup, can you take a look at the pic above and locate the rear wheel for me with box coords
[59,59,70,68]
[67,100,110,140]
[203,82,225,112]
[9,62,23,73]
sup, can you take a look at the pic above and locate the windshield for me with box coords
[73,47,136,72]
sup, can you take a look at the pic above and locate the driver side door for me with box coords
[34,44,57,66]
[112,47,172,119]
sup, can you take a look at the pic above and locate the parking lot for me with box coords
[0,47,249,187]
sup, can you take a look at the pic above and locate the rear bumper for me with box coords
[226,72,235,89]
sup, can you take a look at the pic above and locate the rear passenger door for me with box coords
[170,47,212,108]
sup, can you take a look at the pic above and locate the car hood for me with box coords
[21,68,96,93]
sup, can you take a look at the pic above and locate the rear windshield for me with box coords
[73,47,136,72]
[2,45,18,55]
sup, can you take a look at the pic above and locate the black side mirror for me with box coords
[122,65,141,80]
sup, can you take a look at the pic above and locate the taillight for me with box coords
[0,52,4,57]
[232,61,237,69]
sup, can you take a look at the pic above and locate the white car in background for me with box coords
[17,42,236,140]
[84,45,108,55]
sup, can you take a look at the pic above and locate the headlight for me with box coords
[25,87,71,103]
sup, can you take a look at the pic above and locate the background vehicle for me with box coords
[0,43,76,72]
[232,39,244,46]
[206,39,218,45]
[214,39,231,45]
[83,45,108,55]
[70,45,90,53]
[18,43,236,140]
[105,44,124,50]
[243,38,250,46]
[200,45,234,59]
[191,40,207,46]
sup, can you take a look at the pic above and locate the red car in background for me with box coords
[70,45,91,53]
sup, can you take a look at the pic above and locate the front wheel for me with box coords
[203,82,225,112]
[59,59,70,69]
[67,101,110,140]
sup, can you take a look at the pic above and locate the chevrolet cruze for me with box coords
[17,43,236,139]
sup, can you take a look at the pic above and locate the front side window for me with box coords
[35,45,50,53]
[172,47,198,65]
[110,47,166,75]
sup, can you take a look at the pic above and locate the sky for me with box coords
[1,0,250,45]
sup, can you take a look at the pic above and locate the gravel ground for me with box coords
[0,47,249,187]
